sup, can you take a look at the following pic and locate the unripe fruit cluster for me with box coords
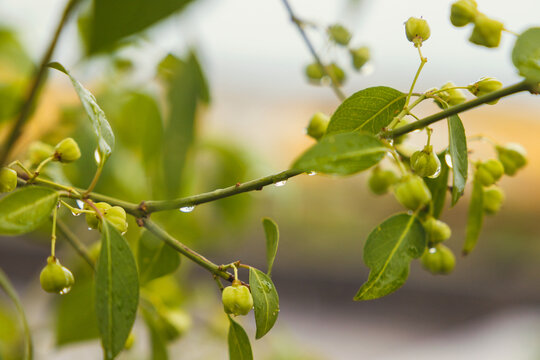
[53,137,81,163]
[436,82,467,107]
[468,77,503,104]
[475,159,504,187]
[86,202,128,234]
[450,0,504,48]
[410,145,441,178]
[496,143,527,176]
[368,167,398,195]
[306,112,330,140]
[393,175,432,211]
[222,280,253,316]
[423,217,451,245]
[405,17,430,47]
[39,256,74,294]
[0,167,17,193]
[421,244,456,275]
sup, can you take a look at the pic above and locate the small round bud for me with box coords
[326,63,346,85]
[85,202,112,230]
[496,143,527,176]
[405,17,430,47]
[27,141,54,166]
[53,137,81,163]
[410,145,441,178]
[421,244,456,275]
[450,0,478,27]
[469,14,503,48]
[39,256,74,294]
[393,175,432,210]
[0,167,17,193]
[105,206,128,234]
[305,63,324,82]
[222,282,253,316]
[306,112,330,140]
[438,82,467,107]
[483,186,505,215]
[368,167,399,195]
[476,159,504,187]
[328,24,352,46]
[468,77,503,104]
[349,46,370,70]
[160,309,192,341]
[423,217,452,245]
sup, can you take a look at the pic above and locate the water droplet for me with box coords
[94,149,101,165]
[179,206,195,213]
[261,280,273,292]
[445,153,453,168]
[307,171,317,176]
[427,165,442,179]
[59,286,72,295]
[71,210,82,217]
[88,227,93,231]
[274,180,287,187]
[76,200,85,209]
[428,247,437,254]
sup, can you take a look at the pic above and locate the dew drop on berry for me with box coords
[59,286,72,295]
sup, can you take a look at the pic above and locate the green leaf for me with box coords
[292,132,387,176]
[162,52,210,197]
[48,62,115,160]
[0,187,58,235]
[463,175,484,255]
[95,221,139,359]
[447,114,468,205]
[56,274,100,346]
[355,213,426,301]
[0,267,32,360]
[249,267,279,339]
[137,230,181,284]
[88,0,195,53]
[227,316,253,360]
[326,86,406,135]
[424,152,449,219]
[262,218,279,276]
[512,27,540,82]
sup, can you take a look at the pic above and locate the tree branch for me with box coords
[383,80,535,138]
[0,0,79,165]
[280,0,346,101]
[141,218,235,282]
[142,169,303,213]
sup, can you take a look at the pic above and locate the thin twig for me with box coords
[280,0,346,101]
[56,219,95,270]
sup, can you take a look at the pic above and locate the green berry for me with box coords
[483,186,504,215]
[222,281,253,316]
[405,17,430,46]
[53,137,81,163]
[496,143,527,176]
[410,145,441,178]
[0,167,17,193]
[438,82,467,106]
[27,141,54,166]
[421,244,456,275]
[349,46,370,70]
[326,63,346,85]
[468,77,503,104]
[159,309,191,341]
[328,24,352,46]
[85,202,112,230]
[105,206,128,234]
[368,167,399,195]
[39,256,75,294]
[476,159,504,187]
[306,112,330,140]
[423,217,451,244]
[305,63,324,81]
[469,14,503,48]
[394,175,432,210]
[450,0,478,27]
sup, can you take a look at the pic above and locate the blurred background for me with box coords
[0,0,539,359]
